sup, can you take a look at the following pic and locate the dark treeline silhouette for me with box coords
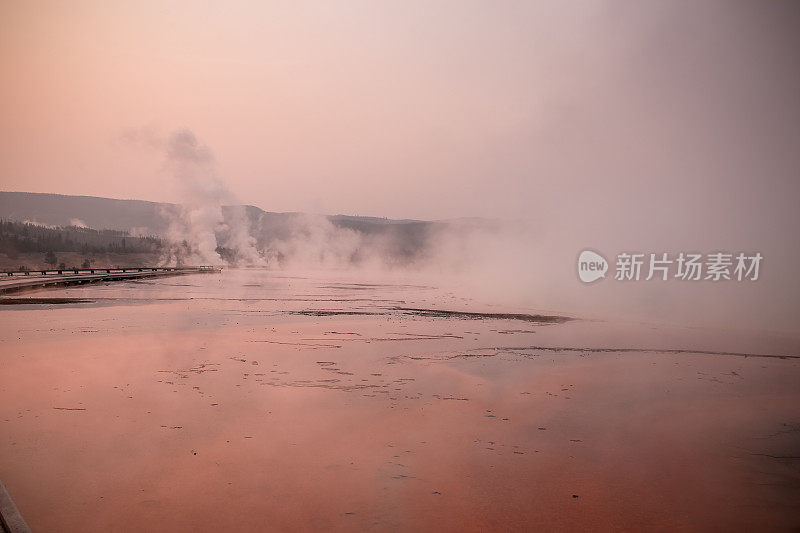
[0,219,163,256]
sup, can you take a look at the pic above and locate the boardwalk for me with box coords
[0,266,220,295]
[0,478,30,533]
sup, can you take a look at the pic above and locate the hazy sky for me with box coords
[1,0,798,226]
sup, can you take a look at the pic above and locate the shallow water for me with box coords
[1,269,799,531]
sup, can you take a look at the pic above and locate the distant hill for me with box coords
[0,192,172,233]
[0,191,490,266]
[0,191,435,234]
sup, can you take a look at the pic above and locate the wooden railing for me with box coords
[3,266,218,277]
[0,266,221,295]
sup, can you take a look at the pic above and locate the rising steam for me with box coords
[125,128,264,266]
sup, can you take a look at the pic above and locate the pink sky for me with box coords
[0,1,798,236]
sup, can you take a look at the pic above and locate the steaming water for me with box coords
[1,269,799,531]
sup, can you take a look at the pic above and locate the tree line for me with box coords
[0,219,164,256]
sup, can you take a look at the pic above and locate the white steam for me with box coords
[125,128,264,266]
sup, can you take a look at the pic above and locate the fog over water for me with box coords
[2,1,798,332]
[114,123,798,335]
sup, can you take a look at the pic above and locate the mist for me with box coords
[3,3,800,530]
[2,1,799,332]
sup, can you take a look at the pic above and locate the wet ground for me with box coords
[1,269,799,531]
